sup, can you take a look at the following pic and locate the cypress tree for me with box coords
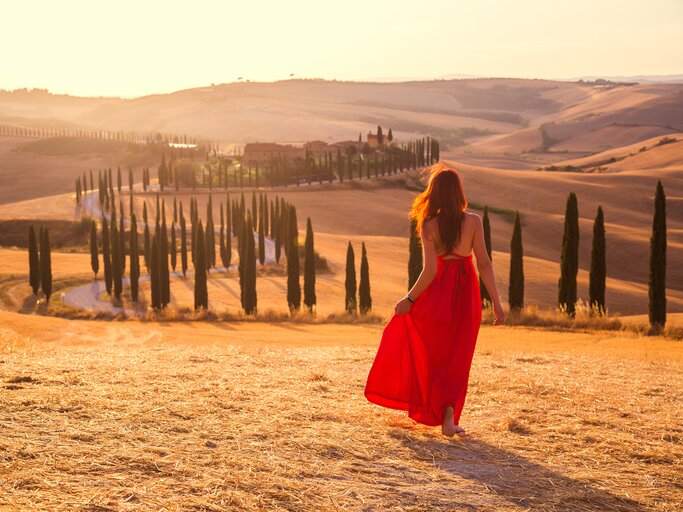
[589,206,606,315]
[180,202,188,277]
[408,219,422,290]
[220,202,227,268]
[150,235,161,310]
[480,207,492,306]
[264,193,269,239]
[117,166,122,192]
[130,213,140,302]
[102,215,112,295]
[160,216,170,307]
[143,202,150,270]
[303,217,316,312]
[244,213,257,314]
[286,207,301,311]
[258,205,265,265]
[194,221,208,310]
[28,225,40,294]
[345,241,357,314]
[171,222,177,272]
[111,221,122,301]
[119,200,126,275]
[206,195,215,268]
[359,241,371,314]
[239,214,247,307]
[558,192,579,316]
[40,229,52,303]
[270,199,276,239]
[509,211,524,310]
[649,181,667,330]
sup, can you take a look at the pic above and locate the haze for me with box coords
[3,0,682,97]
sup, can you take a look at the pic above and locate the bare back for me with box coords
[423,212,478,258]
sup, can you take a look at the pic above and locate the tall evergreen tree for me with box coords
[28,225,40,294]
[303,217,316,312]
[480,207,492,305]
[359,241,371,314]
[102,215,112,295]
[509,211,524,310]
[171,222,177,272]
[345,241,357,313]
[286,207,301,311]
[119,200,126,275]
[111,221,122,301]
[130,213,140,302]
[206,194,216,268]
[589,206,606,315]
[160,216,170,307]
[40,228,52,303]
[649,180,667,330]
[244,214,257,314]
[180,202,188,277]
[220,202,227,268]
[408,219,422,290]
[194,221,208,310]
[143,202,150,270]
[558,192,579,316]
[150,235,161,310]
[258,205,265,265]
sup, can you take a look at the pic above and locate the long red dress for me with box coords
[364,253,482,426]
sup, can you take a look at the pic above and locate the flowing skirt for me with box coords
[364,255,482,426]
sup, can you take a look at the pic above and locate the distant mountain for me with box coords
[569,74,683,84]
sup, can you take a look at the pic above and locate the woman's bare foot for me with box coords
[442,406,465,437]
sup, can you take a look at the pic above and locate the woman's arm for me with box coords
[395,221,438,314]
[472,214,505,325]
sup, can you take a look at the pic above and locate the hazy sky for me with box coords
[3,0,682,97]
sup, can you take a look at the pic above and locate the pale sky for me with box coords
[2,0,682,97]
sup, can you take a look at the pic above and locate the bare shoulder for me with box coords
[464,211,482,226]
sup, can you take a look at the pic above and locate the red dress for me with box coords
[364,253,482,426]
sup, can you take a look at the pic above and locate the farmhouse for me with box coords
[242,143,304,168]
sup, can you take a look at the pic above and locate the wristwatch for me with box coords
[405,294,416,303]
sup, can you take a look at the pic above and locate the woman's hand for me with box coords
[493,302,505,325]
[394,298,413,315]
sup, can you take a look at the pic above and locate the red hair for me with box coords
[409,163,468,253]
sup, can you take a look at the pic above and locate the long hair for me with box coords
[409,163,468,254]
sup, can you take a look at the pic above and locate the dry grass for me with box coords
[482,303,683,340]
[0,323,681,511]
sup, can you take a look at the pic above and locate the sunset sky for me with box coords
[3,0,682,97]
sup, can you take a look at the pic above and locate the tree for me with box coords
[130,213,140,302]
[345,241,357,313]
[143,202,150,271]
[558,193,579,316]
[359,242,371,314]
[150,235,162,310]
[303,217,316,312]
[28,225,40,294]
[194,221,208,310]
[180,202,188,277]
[111,221,122,301]
[244,214,257,314]
[589,206,606,315]
[258,204,266,265]
[160,216,170,307]
[377,125,383,146]
[286,207,301,311]
[102,215,112,295]
[649,181,667,331]
[408,219,422,289]
[171,222,177,272]
[509,211,524,310]
[387,128,393,144]
[480,207,492,306]
[40,229,52,303]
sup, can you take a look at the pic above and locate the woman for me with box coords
[364,163,504,437]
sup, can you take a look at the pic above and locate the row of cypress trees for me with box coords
[345,241,372,314]
[405,181,667,331]
[27,225,52,303]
